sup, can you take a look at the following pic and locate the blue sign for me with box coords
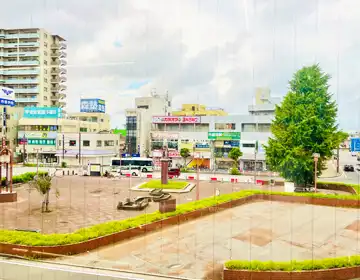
[80,99,105,113]
[24,107,62,119]
[224,140,240,147]
[195,143,210,149]
[351,138,360,152]
[0,87,16,107]
[121,153,140,158]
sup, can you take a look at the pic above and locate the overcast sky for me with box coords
[1,0,360,130]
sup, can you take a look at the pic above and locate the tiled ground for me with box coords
[0,176,280,233]
[57,201,360,279]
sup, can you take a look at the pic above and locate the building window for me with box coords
[80,127,87,132]
[69,140,76,146]
[44,60,47,65]
[44,96,47,100]
[83,140,90,147]
[137,105,149,109]
[104,140,114,147]
[97,140,102,147]
[242,123,256,132]
[44,78,47,83]
[215,123,236,130]
[58,140,62,146]
[116,140,118,146]
[44,87,47,92]
[44,51,47,56]
[258,124,271,132]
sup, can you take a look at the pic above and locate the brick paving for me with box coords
[0,176,281,234]
[56,201,360,279]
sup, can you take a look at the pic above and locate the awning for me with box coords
[241,153,266,161]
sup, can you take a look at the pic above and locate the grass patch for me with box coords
[318,181,360,194]
[139,179,188,190]
[1,171,48,185]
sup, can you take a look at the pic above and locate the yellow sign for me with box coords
[180,143,193,150]
[90,164,101,172]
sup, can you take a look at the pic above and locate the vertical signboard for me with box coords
[0,87,16,106]
[350,138,360,152]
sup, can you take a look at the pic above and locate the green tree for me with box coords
[228,147,243,168]
[264,64,347,187]
[180,148,191,167]
[29,174,59,212]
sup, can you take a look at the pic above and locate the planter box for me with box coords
[159,198,176,213]
[0,191,17,203]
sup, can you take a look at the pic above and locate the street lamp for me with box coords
[313,153,320,192]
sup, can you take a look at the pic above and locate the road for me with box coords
[0,257,185,280]
[325,150,360,184]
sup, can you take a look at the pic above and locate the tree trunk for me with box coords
[45,190,50,212]
[41,200,45,213]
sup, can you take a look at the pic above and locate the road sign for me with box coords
[350,138,360,152]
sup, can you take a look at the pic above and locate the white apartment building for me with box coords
[0,28,67,108]
[125,90,171,157]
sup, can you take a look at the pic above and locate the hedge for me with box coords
[1,171,48,185]
[318,181,360,194]
[225,256,360,272]
[1,188,360,247]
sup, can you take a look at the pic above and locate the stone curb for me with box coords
[130,182,196,193]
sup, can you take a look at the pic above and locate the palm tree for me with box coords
[29,174,59,212]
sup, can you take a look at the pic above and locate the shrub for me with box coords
[229,167,241,175]
[61,162,67,168]
[180,168,191,173]
[2,171,48,184]
[24,163,37,167]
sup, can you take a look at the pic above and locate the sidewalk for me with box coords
[319,161,342,179]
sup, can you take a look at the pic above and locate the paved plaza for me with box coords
[0,176,279,234]
[55,201,360,279]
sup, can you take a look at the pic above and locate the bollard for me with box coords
[72,170,75,175]
[67,170,70,176]
[63,170,65,176]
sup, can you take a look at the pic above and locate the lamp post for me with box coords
[313,153,320,192]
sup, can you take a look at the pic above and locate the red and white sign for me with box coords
[152,116,201,124]
[151,149,180,158]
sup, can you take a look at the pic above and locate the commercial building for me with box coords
[16,101,123,166]
[172,104,228,116]
[125,90,171,157]
[0,28,67,108]
[149,89,281,171]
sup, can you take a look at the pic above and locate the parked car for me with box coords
[168,168,180,177]
[344,165,355,172]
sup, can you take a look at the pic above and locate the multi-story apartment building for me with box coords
[125,90,171,157]
[0,28,66,108]
[172,104,228,116]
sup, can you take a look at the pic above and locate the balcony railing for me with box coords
[6,51,39,57]
[5,33,39,39]
[16,97,39,103]
[5,42,40,48]
[51,78,60,83]
[3,69,40,75]
[4,60,39,66]
[14,88,39,93]
[4,79,38,84]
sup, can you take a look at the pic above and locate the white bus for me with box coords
[111,157,154,172]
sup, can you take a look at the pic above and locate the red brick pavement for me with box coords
[0,176,282,234]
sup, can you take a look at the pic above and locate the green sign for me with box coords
[28,139,56,145]
[113,129,127,136]
[208,132,241,140]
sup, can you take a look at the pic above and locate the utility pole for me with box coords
[336,146,340,174]
[23,134,26,166]
[62,133,65,160]
[34,148,41,175]
[254,140,258,184]
[79,131,81,166]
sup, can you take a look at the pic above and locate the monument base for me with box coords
[0,191,17,203]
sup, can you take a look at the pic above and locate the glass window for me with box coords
[104,140,114,146]
[242,143,255,148]
[69,140,76,146]
[112,160,120,166]
[97,140,102,147]
[83,140,90,147]
[215,123,236,130]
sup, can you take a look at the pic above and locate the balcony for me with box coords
[59,42,67,49]
[4,60,39,66]
[4,79,38,85]
[50,95,58,101]
[51,51,59,57]
[59,92,66,99]
[16,97,39,103]
[59,84,67,90]
[51,60,59,66]
[5,33,39,39]
[51,77,60,83]
[51,44,59,50]
[6,51,39,57]
[3,69,40,75]
[5,42,40,48]
[51,86,60,93]
[15,87,39,93]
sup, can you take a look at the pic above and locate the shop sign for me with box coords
[151,149,180,158]
[24,107,62,119]
[208,132,241,140]
[27,139,56,145]
[195,143,210,149]
[152,116,201,124]
[151,132,179,140]
[223,140,240,147]
[168,150,180,157]
[18,131,57,139]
